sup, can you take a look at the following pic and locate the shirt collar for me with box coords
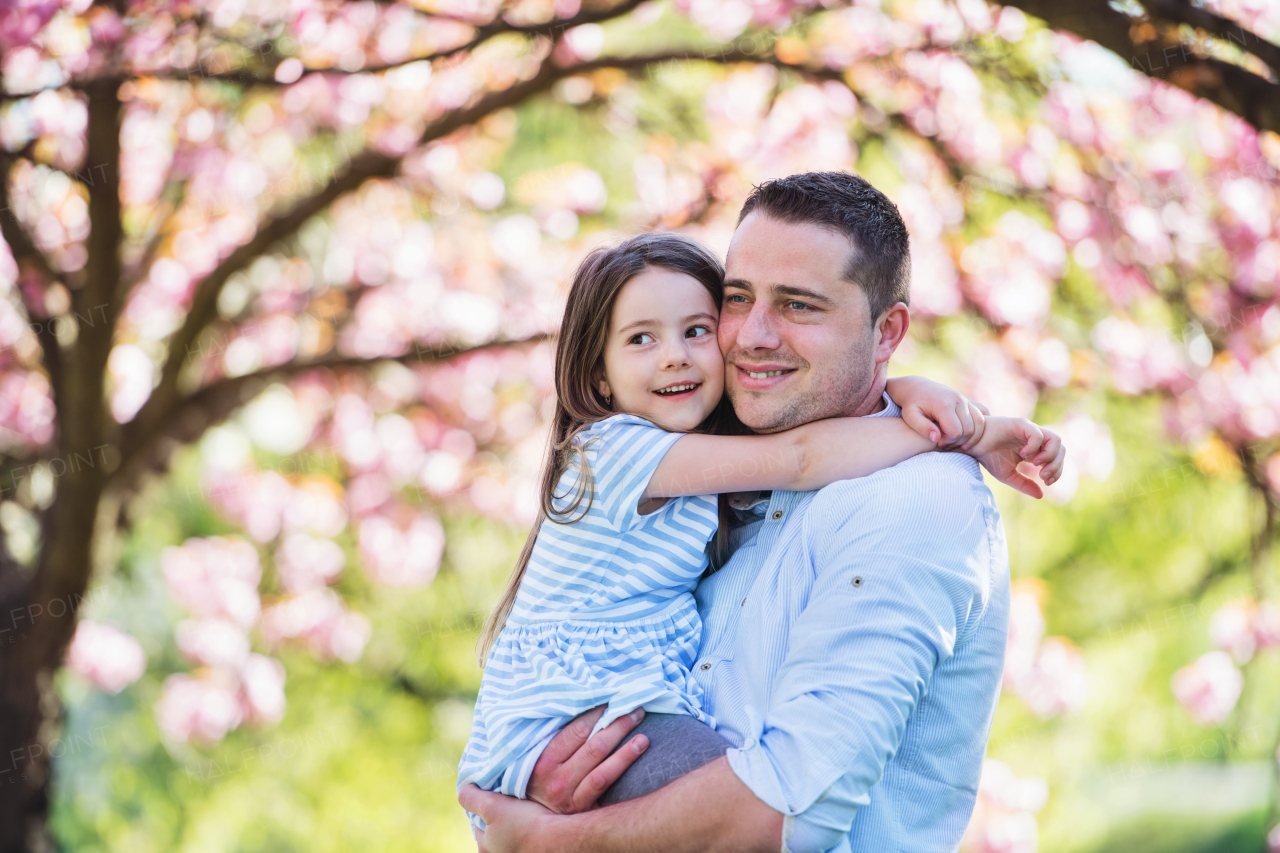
[867,390,901,419]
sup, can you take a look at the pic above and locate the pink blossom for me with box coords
[65,620,146,694]
[966,345,1038,418]
[161,536,262,629]
[1091,318,1189,395]
[155,669,243,743]
[376,413,427,485]
[260,588,371,663]
[107,344,154,423]
[331,393,381,471]
[347,471,393,516]
[961,759,1046,853]
[204,470,293,543]
[283,478,349,537]
[960,212,1064,330]
[1002,583,1087,717]
[1003,583,1045,688]
[1209,599,1258,663]
[358,512,445,587]
[174,618,251,670]
[1043,413,1116,504]
[1015,638,1089,718]
[1172,650,1243,725]
[275,533,346,594]
[1254,602,1280,650]
[239,653,286,724]
[0,371,56,450]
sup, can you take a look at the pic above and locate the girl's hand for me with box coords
[962,417,1066,499]
[888,376,988,449]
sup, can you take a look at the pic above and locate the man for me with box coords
[462,171,1028,852]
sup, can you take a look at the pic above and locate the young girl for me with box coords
[457,233,1062,819]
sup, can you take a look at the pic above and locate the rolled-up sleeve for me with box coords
[724,475,988,853]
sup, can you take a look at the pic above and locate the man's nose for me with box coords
[735,303,782,351]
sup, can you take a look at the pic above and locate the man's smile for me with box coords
[733,363,799,390]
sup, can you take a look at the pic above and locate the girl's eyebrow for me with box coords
[617,313,716,335]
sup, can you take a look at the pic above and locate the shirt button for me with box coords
[771,510,783,520]
[700,662,712,671]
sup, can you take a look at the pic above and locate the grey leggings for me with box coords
[598,713,732,806]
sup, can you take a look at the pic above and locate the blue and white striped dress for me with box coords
[457,413,719,806]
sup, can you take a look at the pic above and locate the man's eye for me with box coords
[686,325,711,338]
[629,333,655,345]
[725,294,748,304]
[787,301,811,311]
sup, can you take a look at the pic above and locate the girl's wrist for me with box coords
[959,416,993,455]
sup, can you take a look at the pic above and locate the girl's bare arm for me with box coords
[642,417,936,499]
[642,416,1067,500]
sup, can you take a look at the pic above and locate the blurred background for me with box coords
[0,0,1277,851]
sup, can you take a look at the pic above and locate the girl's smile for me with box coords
[596,267,725,433]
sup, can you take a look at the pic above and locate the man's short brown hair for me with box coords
[737,171,911,320]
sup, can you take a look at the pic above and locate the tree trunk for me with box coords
[0,471,104,852]
[0,571,56,853]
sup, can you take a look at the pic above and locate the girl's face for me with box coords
[597,267,724,432]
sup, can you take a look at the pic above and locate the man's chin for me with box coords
[726,391,806,435]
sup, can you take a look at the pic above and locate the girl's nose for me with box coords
[663,340,692,369]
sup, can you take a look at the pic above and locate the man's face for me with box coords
[719,212,896,433]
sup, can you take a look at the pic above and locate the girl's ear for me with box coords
[592,366,612,402]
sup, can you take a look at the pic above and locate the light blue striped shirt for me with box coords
[693,394,1010,853]
[459,413,719,813]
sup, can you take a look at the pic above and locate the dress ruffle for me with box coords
[458,595,712,794]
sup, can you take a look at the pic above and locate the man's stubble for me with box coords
[723,324,880,435]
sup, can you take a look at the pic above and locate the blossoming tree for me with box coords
[1,0,1279,849]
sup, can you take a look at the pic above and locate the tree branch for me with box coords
[108,335,548,497]
[122,0,652,87]
[62,78,121,458]
[0,153,65,395]
[1141,0,1280,78]
[1003,0,1280,134]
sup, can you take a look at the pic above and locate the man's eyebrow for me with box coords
[724,279,833,306]
[776,285,835,307]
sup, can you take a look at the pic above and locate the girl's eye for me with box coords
[629,332,655,345]
[686,325,711,338]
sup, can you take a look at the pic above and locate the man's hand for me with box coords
[963,417,1065,498]
[460,785,559,853]
[526,705,649,813]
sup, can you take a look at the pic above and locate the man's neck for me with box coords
[849,370,889,418]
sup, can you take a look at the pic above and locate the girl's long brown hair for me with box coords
[476,233,744,665]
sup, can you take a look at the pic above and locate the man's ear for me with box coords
[873,303,910,365]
